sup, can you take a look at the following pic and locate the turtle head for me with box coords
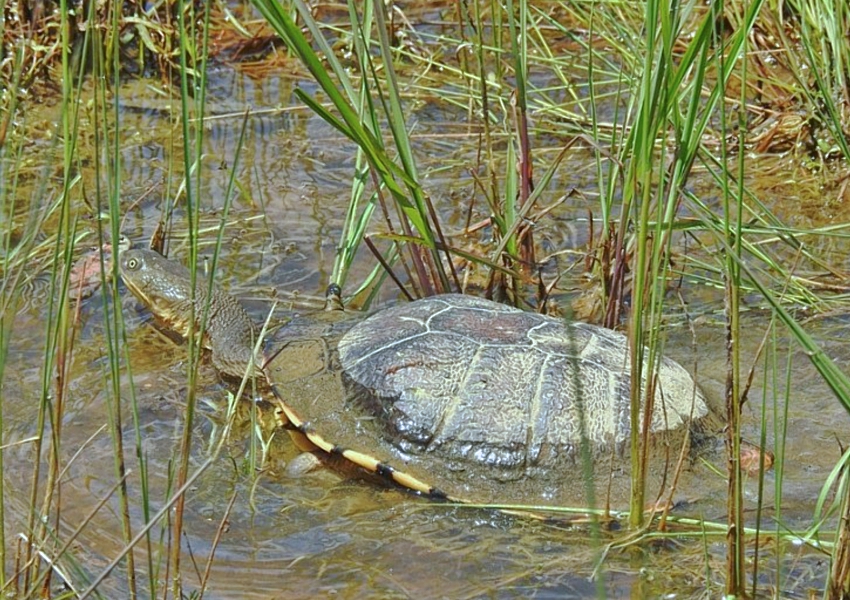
[119,248,200,333]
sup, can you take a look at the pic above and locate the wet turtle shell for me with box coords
[266,294,712,508]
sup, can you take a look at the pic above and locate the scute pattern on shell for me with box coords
[338,294,708,472]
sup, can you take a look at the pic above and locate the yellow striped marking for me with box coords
[270,384,449,500]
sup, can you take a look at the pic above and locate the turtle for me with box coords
[119,249,714,510]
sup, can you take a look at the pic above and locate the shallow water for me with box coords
[3,26,849,600]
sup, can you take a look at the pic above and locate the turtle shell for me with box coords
[266,294,711,508]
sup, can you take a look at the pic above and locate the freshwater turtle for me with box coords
[120,248,714,508]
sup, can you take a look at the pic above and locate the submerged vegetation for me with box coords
[2,0,850,597]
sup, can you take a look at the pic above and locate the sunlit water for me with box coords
[4,36,848,600]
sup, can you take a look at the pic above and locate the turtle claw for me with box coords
[285,452,324,477]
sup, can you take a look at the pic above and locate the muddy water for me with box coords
[2,67,845,597]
